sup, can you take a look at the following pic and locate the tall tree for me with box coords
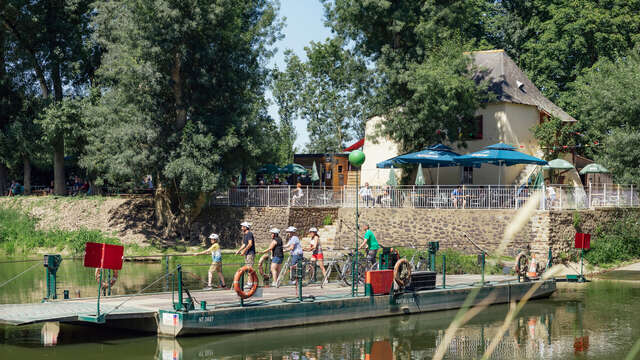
[321,1,490,152]
[1,0,95,195]
[272,61,298,165]
[490,0,640,102]
[561,50,640,183]
[276,39,374,153]
[84,0,281,239]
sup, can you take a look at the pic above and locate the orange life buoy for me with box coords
[95,268,118,289]
[393,258,411,287]
[257,254,271,281]
[233,266,259,299]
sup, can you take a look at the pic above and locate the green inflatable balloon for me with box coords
[349,150,366,167]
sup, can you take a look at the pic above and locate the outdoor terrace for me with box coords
[209,184,640,210]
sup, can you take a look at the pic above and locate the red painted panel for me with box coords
[574,233,591,250]
[84,242,124,270]
[365,270,394,295]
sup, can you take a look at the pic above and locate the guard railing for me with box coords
[209,184,639,210]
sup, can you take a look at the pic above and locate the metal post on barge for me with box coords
[442,254,446,289]
[348,150,365,297]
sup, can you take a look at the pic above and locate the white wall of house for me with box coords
[361,102,542,186]
[360,116,403,186]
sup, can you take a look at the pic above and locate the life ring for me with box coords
[233,266,259,299]
[393,259,412,287]
[514,252,528,276]
[257,254,271,281]
[94,268,118,289]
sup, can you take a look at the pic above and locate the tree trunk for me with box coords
[0,163,7,196]
[53,136,65,195]
[23,156,31,195]
[171,51,186,130]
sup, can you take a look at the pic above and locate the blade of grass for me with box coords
[432,290,498,360]
[625,337,640,360]
[480,266,561,360]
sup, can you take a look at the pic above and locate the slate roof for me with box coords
[471,50,576,122]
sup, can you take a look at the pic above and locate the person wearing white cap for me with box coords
[193,233,226,289]
[283,226,303,283]
[305,227,326,281]
[261,228,284,281]
[235,221,256,268]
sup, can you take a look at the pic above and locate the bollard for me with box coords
[200,300,207,310]
[63,290,69,299]
[442,255,446,289]
[76,289,81,298]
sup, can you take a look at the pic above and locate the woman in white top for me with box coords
[305,227,326,281]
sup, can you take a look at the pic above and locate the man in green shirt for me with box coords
[359,223,382,266]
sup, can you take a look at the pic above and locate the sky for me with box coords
[267,0,332,149]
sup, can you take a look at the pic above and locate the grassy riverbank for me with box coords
[0,207,156,257]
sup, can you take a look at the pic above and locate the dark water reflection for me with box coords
[1,264,639,359]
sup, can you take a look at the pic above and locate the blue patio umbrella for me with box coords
[456,143,547,184]
[376,144,460,184]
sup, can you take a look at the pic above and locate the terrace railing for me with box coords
[209,184,639,210]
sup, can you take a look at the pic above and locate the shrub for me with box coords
[584,212,640,266]
[323,214,333,226]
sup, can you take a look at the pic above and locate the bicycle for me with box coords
[274,254,314,287]
[408,244,428,271]
[340,248,374,286]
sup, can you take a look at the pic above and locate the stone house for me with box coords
[360,49,577,186]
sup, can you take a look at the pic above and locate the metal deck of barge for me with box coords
[0,274,556,337]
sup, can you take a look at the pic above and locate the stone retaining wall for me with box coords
[545,208,640,259]
[335,208,548,257]
[192,207,339,248]
[194,206,640,259]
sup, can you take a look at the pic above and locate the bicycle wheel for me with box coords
[341,260,354,286]
[302,260,315,286]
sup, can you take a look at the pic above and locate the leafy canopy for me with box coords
[83,0,282,200]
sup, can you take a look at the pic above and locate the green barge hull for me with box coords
[157,279,556,337]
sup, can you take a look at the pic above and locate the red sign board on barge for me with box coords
[574,233,591,250]
[84,242,124,270]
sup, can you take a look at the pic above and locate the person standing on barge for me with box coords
[306,227,326,281]
[359,223,382,268]
[235,221,256,267]
[193,233,226,289]
[261,228,284,281]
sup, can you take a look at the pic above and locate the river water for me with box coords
[1,260,639,359]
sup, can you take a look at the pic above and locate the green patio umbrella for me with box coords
[387,166,398,186]
[415,163,425,185]
[311,161,320,183]
[258,164,280,174]
[280,163,307,175]
[542,159,574,170]
[542,158,574,184]
[579,163,609,175]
